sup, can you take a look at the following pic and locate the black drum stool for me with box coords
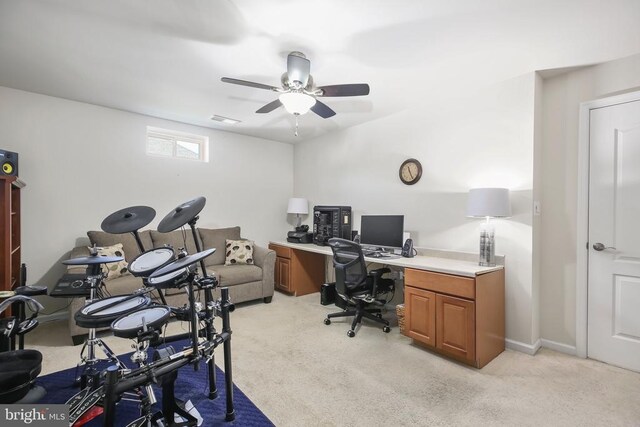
[0,295,46,403]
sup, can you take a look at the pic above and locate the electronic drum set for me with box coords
[62,197,235,427]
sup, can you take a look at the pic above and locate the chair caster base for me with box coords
[324,318,331,325]
[347,330,355,338]
[383,326,391,333]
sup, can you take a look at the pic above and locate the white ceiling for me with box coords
[0,0,639,143]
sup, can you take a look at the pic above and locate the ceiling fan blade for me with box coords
[221,77,279,91]
[310,100,336,118]
[287,53,310,87]
[318,84,370,97]
[256,99,283,114]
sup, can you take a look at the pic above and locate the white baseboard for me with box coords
[38,311,69,323]
[540,338,577,356]
[505,338,541,355]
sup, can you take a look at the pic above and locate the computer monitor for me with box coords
[360,215,404,250]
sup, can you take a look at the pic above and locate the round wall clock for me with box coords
[399,158,422,185]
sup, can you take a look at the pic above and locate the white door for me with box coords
[588,99,640,372]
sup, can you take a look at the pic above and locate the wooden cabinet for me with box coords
[0,176,25,293]
[404,268,503,368]
[269,243,325,296]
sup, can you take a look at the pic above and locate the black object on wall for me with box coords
[313,206,352,246]
[0,149,18,176]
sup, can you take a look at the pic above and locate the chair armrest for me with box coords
[369,267,390,278]
[369,267,391,296]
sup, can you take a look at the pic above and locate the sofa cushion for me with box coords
[103,274,144,295]
[94,243,129,281]
[87,230,153,263]
[150,230,198,255]
[206,265,262,287]
[198,227,241,266]
[225,239,254,265]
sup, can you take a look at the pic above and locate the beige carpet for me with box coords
[27,292,640,426]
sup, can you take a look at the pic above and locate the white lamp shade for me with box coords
[287,198,309,215]
[279,92,316,115]
[466,188,511,218]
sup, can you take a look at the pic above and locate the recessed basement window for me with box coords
[146,126,209,162]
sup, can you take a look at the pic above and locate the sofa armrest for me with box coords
[253,245,275,297]
[252,244,270,268]
[67,246,91,275]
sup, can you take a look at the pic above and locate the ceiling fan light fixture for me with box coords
[279,92,316,115]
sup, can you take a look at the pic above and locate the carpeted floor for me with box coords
[38,340,272,426]
[27,292,640,426]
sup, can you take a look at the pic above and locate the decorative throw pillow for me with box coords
[225,239,254,266]
[89,243,129,280]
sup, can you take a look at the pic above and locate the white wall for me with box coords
[0,86,293,312]
[539,54,640,347]
[295,74,537,346]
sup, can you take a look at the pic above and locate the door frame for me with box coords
[576,90,640,358]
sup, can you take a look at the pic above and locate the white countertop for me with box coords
[270,241,503,278]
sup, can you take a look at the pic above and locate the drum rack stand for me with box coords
[98,287,235,427]
[75,263,127,390]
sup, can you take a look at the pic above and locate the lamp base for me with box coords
[478,225,496,267]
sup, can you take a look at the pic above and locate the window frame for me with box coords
[146,126,209,162]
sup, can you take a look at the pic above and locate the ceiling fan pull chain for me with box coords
[295,115,299,137]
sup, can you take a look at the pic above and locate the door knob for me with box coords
[593,242,616,251]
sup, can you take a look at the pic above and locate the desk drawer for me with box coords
[269,244,292,259]
[405,268,475,300]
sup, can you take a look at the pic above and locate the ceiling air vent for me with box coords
[211,115,241,124]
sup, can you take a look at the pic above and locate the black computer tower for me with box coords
[320,283,336,305]
[313,205,352,246]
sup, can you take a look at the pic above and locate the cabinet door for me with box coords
[436,294,475,362]
[404,286,436,346]
[276,257,291,292]
[274,257,281,289]
[280,258,291,292]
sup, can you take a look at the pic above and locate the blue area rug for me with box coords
[37,340,273,426]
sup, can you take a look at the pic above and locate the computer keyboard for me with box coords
[363,250,393,258]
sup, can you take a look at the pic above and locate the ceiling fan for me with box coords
[221,51,370,120]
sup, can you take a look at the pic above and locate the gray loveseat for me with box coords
[67,226,275,344]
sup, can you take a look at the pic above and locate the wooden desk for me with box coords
[269,240,505,368]
[269,243,326,296]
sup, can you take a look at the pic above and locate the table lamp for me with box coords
[287,198,308,230]
[466,188,511,266]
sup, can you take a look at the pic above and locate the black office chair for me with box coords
[323,238,395,337]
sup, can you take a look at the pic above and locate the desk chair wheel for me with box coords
[383,326,391,333]
[324,318,331,325]
[347,330,355,338]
